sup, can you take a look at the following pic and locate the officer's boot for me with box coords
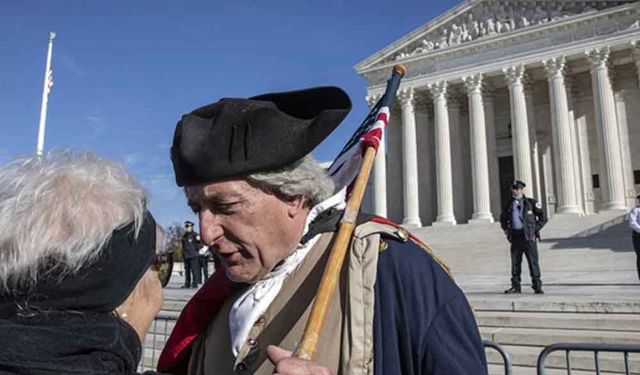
[533,280,544,294]
[504,285,521,294]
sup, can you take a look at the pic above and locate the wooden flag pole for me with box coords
[294,64,406,360]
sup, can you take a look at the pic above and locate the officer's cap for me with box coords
[512,180,526,189]
[171,86,351,187]
[184,220,194,227]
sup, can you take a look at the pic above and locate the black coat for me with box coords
[500,196,547,241]
[181,231,200,259]
[0,310,162,374]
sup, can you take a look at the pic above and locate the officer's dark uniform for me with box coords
[181,221,202,288]
[500,181,547,294]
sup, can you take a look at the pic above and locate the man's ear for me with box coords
[286,195,307,218]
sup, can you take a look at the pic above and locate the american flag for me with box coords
[327,95,389,192]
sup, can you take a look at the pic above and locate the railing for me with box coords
[537,342,640,375]
[484,339,513,375]
[138,314,178,372]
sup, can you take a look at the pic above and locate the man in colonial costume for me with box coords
[158,86,487,375]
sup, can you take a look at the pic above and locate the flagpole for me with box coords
[294,64,406,361]
[36,31,56,156]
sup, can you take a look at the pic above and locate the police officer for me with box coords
[627,194,640,282]
[181,220,202,288]
[500,180,547,294]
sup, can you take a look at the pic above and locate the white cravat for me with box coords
[229,189,346,356]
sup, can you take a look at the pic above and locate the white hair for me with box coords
[0,150,148,290]
[247,155,334,207]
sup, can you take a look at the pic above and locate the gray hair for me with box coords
[247,155,334,207]
[0,150,147,290]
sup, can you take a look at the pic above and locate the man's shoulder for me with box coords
[354,217,455,287]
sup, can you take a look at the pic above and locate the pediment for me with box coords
[355,0,639,73]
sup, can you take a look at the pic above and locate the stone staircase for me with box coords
[472,294,640,374]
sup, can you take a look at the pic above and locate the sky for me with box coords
[0,0,458,228]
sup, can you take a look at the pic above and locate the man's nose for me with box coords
[199,211,224,246]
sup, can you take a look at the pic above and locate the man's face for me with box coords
[512,187,524,199]
[186,179,307,283]
[185,224,193,233]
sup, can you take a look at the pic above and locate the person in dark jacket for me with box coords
[500,180,548,294]
[181,221,202,288]
[0,151,165,375]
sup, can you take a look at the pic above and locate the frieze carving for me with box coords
[391,1,631,62]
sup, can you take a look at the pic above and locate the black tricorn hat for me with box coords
[171,86,351,187]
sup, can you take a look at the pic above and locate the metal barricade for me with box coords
[484,339,513,375]
[138,314,178,372]
[537,342,640,375]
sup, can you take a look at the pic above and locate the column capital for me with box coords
[462,73,483,95]
[427,80,447,99]
[542,56,566,80]
[503,64,526,86]
[365,93,382,109]
[586,46,610,70]
[397,87,415,108]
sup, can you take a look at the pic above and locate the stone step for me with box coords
[481,327,640,347]
[161,298,189,312]
[486,344,640,373]
[470,296,640,313]
[476,311,640,332]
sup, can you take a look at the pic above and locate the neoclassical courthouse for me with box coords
[356,0,640,227]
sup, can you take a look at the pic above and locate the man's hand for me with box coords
[267,345,333,375]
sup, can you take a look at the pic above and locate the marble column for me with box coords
[542,57,580,214]
[398,88,422,227]
[463,74,493,223]
[483,88,501,219]
[366,94,387,217]
[524,79,543,202]
[503,64,533,194]
[565,78,586,215]
[631,41,640,86]
[587,47,626,210]
[428,81,456,225]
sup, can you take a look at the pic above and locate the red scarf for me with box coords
[157,270,233,374]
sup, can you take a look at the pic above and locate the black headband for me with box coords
[0,211,157,317]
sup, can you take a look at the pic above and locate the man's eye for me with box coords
[214,202,239,214]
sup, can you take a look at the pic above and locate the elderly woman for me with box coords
[0,151,163,374]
